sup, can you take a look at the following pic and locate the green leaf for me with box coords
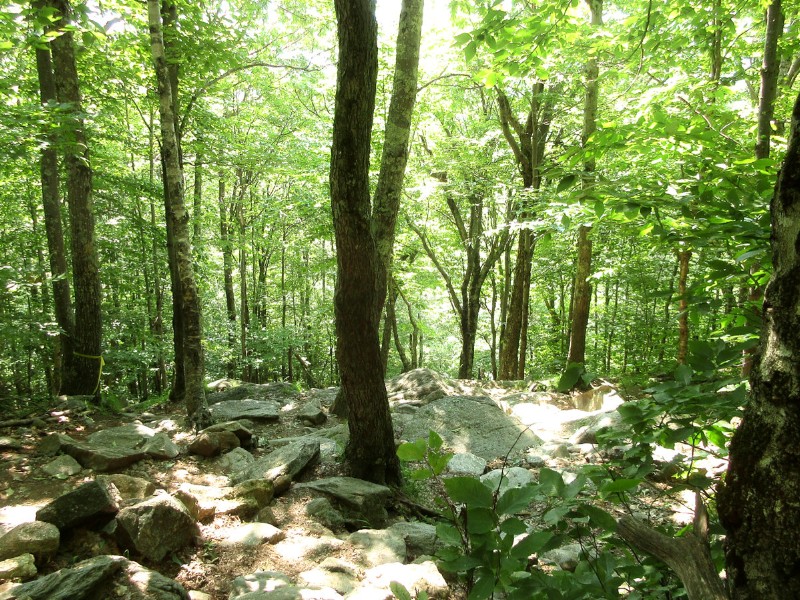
[464,40,477,63]
[444,477,494,508]
[579,505,617,530]
[599,478,640,496]
[466,506,496,534]
[499,517,528,535]
[557,174,577,192]
[428,430,444,450]
[557,363,584,392]
[436,523,463,546]
[674,363,692,386]
[538,468,565,495]
[510,530,554,558]
[397,439,426,462]
[496,485,539,515]
[468,568,496,600]
[390,581,413,600]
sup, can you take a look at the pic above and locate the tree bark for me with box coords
[49,0,102,398]
[218,176,237,378]
[32,2,74,395]
[148,0,210,428]
[330,0,401,485]
[677,249,691,365]
[717,89,800,600]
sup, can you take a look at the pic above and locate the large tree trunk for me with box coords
[716,89,800,600]
[330,0,401,485]
[49,0,102,398]
[148,0,210,429]
[32,5,74,395]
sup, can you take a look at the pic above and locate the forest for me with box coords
[2,0,800,598]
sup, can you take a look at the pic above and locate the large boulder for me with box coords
[36,479,120,531]
[386,368,458,407]
[209,399,281,422]
[0,522,59,563]
[298,477,392,529]
[231,439,320,485]
[113,494,198,561]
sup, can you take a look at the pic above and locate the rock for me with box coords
[114,494,198,561]
[525,453,547,468]
[558,410,623,440]
[297,402,327,426]
[386,368,456,406]
[203,421,254,448]
[541,442,571,459]
[298,561,357,595]
[173,485,218,522]
[209,399,281,422]
[188,431,241,457]
[362,561,448,599]
[392,395,542,460]
[217,447,256,474]
[305,498,345,532]
[231,479,274,508]
[141,433,181,459]
[0,437,22,451]
[297,477,392,529]
[346,529,406,568]
[216,523,285,548]
[480,467,535,496]
[272,532,344,563]
[41,455,82,478]
[96,474,156,501]
[0,554,189,600]
[570,385,624,412]
[0,522,59,563]
[208,382,299,406]
[541,543,583,572]
[386,522,438,557]
[446,452,486,476]
[232,439,320,485]
[36,479,120,530]
[229,571,293,597]
[0,553,36,581]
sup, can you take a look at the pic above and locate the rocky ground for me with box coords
[0,369,717,599]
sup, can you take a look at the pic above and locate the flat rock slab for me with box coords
[208,399,281,422]
[231,439,320,485]
[298,477,392,529]
[0,554,189,600]
[207,382,299,405]
[393,395,543,460]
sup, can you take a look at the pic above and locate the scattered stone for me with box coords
[541,542,584,572]
[231,479,274,508]
[305,498,345,532]
[36,479,120,530]
[0,554,189,600]
[446,452,486,476]
[0,437,22,451]
[216,523,285,548]
[114,494,198,561]
[0,522,59,563]
[209,399,280,422]
[297,402,327,426]
[40,455,82,479]
[541,442,571,459]
[525,453,547,468]
[232,439,320,485]
[386,522,438,558]
[298,477,392,529]
[217,447,255,474]
[362,561,448,599]
[255,506,278,526]
[347,529,406,568]
[229,571,293,597]
[272,532,344,563]
[480,467,535,496]
[0,553,36,581]
[188,431,240,457]
[96,474,156,501]
[203,421,254,448]
[141,433,181,459]
[298,562,357,595]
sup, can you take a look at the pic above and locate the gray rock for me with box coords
[347,529,406,568]
[41,455,82,478]
[209,399,281,422]
[203,420,254,448]
[297,477,392,529]
[525,453,547,468]
[541,442,571,458]
[0,522,59,563]
[480,467,535,496]
[36,479,120,530]
[272,533,344,564]
[231,479,274,507]
[141,433,180,459]
[188,431,241,457]
[0,437,22,451]
[229,571,293,598]
[386,368,456,407]
[96,474,156,500]
[37,433,145,472]
[305,498,345,531]
[232,439,320,485]
[209,382,299,406]
[362,561,448,599]
[392,395,542,460]
[386,522,438,557]
[297,402,327,426]
[0,554,189,600]
[217,523,285,548]
[446,452,487,476]
[298,563,357,595]
[217,447,255,474]
[114,494,198,561]
[541,542,584,572]
[0,553,36,581]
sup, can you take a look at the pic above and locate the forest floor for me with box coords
[0,378,702,599]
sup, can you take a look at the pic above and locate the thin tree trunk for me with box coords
[330,0,401,485]
[148,0,210,428]
[218,176,237,378]
[49,0,102,398]
[677,249,691,365]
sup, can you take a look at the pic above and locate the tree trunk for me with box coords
[498,231,534,379]
[148,0,210,428]
[330,0,401,485]
[49,0,102,398]
[717,89,800,600]
[218,176,237,377]
[677,249,691,365]
[32,6,74,395]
